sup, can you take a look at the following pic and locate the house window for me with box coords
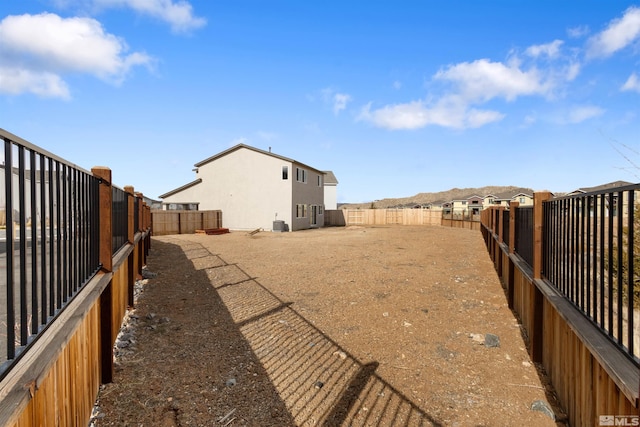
[282,166,288,180]
[317,175,322,186]
[296,204,307,218]
[519,197,525,204]
[318,205,324,215]
[296,167,307,183]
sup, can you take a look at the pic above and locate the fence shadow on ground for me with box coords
[175,238,442,427]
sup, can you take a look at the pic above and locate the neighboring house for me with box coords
[425,200,446,210]
[482,194,499,208]
[566,180,633,196]
[490,188,534,207]
[566,180,636,218]
[144,196,163,210]
[159,144,334,232]
[450,194,484,215]
[323,171,339,210]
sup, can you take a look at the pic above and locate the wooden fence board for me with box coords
[326,208,461,227]
[151,210,222,236]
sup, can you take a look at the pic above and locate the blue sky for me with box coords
[1,1,640,203]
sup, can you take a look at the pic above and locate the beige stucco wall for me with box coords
[324,184,337,210]
[513,194,534,206]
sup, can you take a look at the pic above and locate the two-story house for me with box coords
[484,188,534,208]
[159,144,336,232]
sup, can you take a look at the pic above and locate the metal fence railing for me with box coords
[514,207,533,267]
[543,185,639,364]
[501,209,510,247]
[112,186,128,254]
[1,133,101,377]
[134,196,140,234]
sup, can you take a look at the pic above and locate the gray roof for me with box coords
[323,170,338,184]
[572,180,634,194]
[493,188,534,200]
[194,144,323,173]
[159,178,202,199]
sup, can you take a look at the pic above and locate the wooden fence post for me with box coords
[92,166,114,384]
[93,167,113,273]
[533,191,552,280]
[507,201,518,310]
[531,191,552,363]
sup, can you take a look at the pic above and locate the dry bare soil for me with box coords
[94,225,565,427]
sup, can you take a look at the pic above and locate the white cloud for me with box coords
[621,73,640,93]
[567,25,589,39]
[566,105,605,123]
[392,80,402,90]
[358,57,557,130]
[319,87,352,115]
[357,97,504,130]
[525,40,564,59]
[333,93,351,115]
[0,13,153,97]
[0,67,70,98]
[91,0,206,33]
[434,59,552,102]
[358,101,429,130]
[586,6,640,59]
[564,62,581,81]
[465,108,505,128]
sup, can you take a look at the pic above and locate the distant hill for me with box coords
[340,186,534,209]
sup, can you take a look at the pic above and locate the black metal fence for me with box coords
[502,209,510,247]
[514,207,533,267]
[543,185,639,364]
[134,196,140,234]
[112,186,128,254]
[1,132,101,377]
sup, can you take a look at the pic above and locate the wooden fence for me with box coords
[0,130,152,426]
[481,193,639,426]
[151,210,222,235]
[325,208,481,230]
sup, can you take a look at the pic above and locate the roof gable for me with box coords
[159,178,202,199]
[494,187,534,200]
[323,170,339,184]
[194,144,323,173]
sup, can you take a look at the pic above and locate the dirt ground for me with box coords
[92,225,566,427]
